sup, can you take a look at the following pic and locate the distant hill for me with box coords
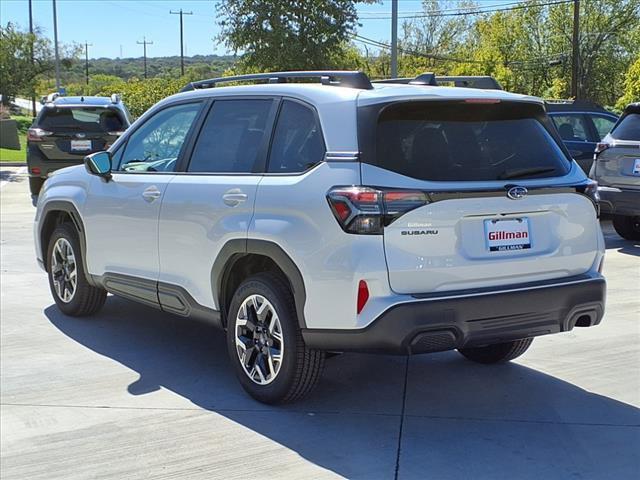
[64,54,238,82]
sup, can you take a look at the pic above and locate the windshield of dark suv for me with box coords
[39,107,126,133]
[372,101,570,182]
[611,112,640,141]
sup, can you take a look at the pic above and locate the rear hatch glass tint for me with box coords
[370,101,570,181]
[611,113,640,141]
[39,107,125,133]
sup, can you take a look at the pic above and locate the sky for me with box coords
[0,0,511,59]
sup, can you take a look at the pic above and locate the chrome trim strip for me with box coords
[325,151,360,162]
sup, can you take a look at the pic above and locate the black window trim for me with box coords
[178,95,281,176]
[109,98,208,175]
[262,96,328,177]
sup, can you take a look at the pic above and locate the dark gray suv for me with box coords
[27,94,131,196]
[590,103,640,240]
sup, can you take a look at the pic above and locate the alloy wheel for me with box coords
[51,237,77,303]
[235,294,284,385]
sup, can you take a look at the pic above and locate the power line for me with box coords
[170,9,193,76]
[84,41,93,85]
[358,0,573,20]
[353,34,484,64]
[136,37,153,79]
[355,34,570,68]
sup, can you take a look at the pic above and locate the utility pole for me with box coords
[170,9,193,76]
[52,0,61,91]
[137,37,153,79]
[28,0,36,116]
[390,0,398,78]
[571,0,580,99]
[84,41,93,85]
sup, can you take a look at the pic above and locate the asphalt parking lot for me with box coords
[1,166,639,480]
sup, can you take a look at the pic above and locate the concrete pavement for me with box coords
[1,166,639,479]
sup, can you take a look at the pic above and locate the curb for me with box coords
[0,163,27,167]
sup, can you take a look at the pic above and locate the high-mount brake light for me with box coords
[327,186,429,234]
[27,128,52,142]
[464,98,501,104]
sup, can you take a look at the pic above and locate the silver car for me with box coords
[591,103,640,240]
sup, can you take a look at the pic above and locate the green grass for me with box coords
[0,132,27,162]
[0,115,32,163]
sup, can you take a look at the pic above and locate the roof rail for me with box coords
[180,70,373,92]
[373,73,503,90]
[41,92,61,104]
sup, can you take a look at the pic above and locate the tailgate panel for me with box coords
[383,193,599,294]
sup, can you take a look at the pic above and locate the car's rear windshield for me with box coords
[372,101,570,181]
[611,112,640,141]
[39,107,125,133]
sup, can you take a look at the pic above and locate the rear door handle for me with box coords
[142,186,162,202]
[223,188,248,206]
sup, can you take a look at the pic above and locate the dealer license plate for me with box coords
[484,218,531,252]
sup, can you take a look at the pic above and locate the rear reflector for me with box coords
[357,280,369,314]
[31,167,41,175]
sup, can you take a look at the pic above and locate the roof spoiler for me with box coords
[180,71,374,92]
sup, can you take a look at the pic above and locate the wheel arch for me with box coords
[39,201,95,286]
[212,239,307,329]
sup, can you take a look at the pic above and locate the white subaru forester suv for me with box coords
[34,71,606,404]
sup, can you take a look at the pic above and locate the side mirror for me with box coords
[84,151,112,180]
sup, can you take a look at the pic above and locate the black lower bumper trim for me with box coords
[302,274,606,355]
[598,187,640,216]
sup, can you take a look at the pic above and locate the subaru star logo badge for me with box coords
[75,133,86,139]
[507,186,528,200]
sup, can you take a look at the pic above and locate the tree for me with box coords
[616,56,640,110]
[396,0,639,105]
[0,23,53,104]
[217,0,375,71]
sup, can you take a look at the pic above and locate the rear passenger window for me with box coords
[591,115,616,140]
[267,100,325,173]
[551,115,589,142]
[188,100,272,173]
[611,113,640,141]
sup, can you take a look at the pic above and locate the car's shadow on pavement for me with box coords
[601,219,639,257]
[45,298,640,480]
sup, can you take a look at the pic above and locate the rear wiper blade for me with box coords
[498,167,557,180]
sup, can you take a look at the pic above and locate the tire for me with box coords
[46,222,107,316]
[458,338,533,364]
[612,215,640,241]
[29,177,45,196]
[226,272,325,404]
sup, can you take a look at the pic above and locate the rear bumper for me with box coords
[27,146,83,178]
[598,186,640,216]
[302,273,606,354]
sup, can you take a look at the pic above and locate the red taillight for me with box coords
[357,280,369,314]
[27,128,52,142]
[327,186,429,234]
[594,142,610,162]
[594,142,609,154]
